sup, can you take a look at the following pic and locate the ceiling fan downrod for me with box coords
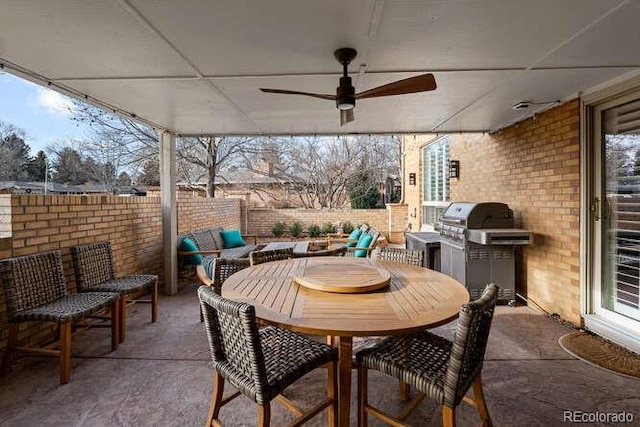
[334,48,357,110]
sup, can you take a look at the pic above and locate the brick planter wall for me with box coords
[246,206,404,242]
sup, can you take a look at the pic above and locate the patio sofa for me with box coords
[178,227,260,267]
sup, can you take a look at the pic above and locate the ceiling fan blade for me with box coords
[340,108,354,126]
[355,73,436,100]
[259,88,335,101]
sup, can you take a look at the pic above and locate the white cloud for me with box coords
[35,88,75,117]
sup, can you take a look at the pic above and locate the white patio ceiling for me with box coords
[1,0,639,135]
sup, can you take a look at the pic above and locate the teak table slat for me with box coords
[222,256,469,427]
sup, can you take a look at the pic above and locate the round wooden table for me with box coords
[222,256,469,427]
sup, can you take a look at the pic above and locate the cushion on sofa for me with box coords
[220,229,246,248]
[179,237,203,265]
[210,226,224,250]
[354,233,374,257]
[191,229,217,251]
[202,256,217,279]
[346,228,362,247]
[218,245,259,259]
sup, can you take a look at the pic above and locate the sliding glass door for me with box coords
[593,95,640,329]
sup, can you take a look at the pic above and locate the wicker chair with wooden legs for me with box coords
[292,245,348,258]
[249,247,294,266]
[0,251,120,384]
[198,286,339,427]
[72,241,158,344]
[374,247,423,267]
[369,246,425,400]
[357,284,499,427]
[196,257,251,321]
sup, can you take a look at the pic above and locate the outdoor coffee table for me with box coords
[222,256,469,426]
[261,240,310,253]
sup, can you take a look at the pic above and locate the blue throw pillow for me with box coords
[202,257,217,280]
[346,228,362,247]
[354,233,373,257]
[179,237,203,265]
[220,229,247,249]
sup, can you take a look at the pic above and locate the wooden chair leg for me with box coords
[472,374,493,427]
[399,381,410,401]
[59,321,72,384]
[0,323,18,376]
[327,360,338,427]
[206,371,225,427]
[258,402,271,427]
[358,364,368,427]
[151,279,158,323]
[442,405,455,427]
[111,299,120,351]
[119,296,127,343]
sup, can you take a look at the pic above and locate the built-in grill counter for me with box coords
[438,202,531,305]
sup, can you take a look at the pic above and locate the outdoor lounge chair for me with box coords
[326,223,369,247]
[356,283,499,426]
[0,251,120,384]
[343,228,381,258]
[198,286,339,426]
[72,241,158,343]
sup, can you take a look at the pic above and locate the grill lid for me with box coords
[441,202,514,229]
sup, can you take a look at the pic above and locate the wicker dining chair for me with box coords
[0,251,120,384]
[357,284,499,427]
[198,286,339,426]
[249,247,294,266]
[196,257,251,322]
[374,247,423,267]
[292,245,348,258]
[71,241,158,343]
[198,257,251,295]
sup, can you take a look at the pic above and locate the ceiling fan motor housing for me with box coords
[336,76,356,110]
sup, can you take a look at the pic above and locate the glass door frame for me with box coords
[582,79,640,353]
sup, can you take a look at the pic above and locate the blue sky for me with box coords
[0,72,88,156]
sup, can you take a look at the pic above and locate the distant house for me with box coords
[0,181,146,196]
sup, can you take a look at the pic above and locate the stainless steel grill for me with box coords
[438,202,531,304]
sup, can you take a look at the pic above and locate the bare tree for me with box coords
[176,136,256,197]
[72,102,158,175]
[71,103,255,197]
[247,135,400,208]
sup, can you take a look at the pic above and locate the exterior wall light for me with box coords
[449,160,460,179]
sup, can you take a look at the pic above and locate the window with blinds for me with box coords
[421,137,450,229]
[602,98,640,318]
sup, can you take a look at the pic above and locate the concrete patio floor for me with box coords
[1,281,639,427]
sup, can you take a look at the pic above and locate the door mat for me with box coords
[558,331,640,379]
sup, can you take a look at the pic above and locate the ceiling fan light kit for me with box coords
[259,47,437,126]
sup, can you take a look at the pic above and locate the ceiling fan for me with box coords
[260,48,437,126]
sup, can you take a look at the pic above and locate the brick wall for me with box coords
[177,193,243,233]
[0,196,11,238]
[401,101,580,323]
[0,194,243,351]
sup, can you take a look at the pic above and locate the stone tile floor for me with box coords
[1,282,639,426]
